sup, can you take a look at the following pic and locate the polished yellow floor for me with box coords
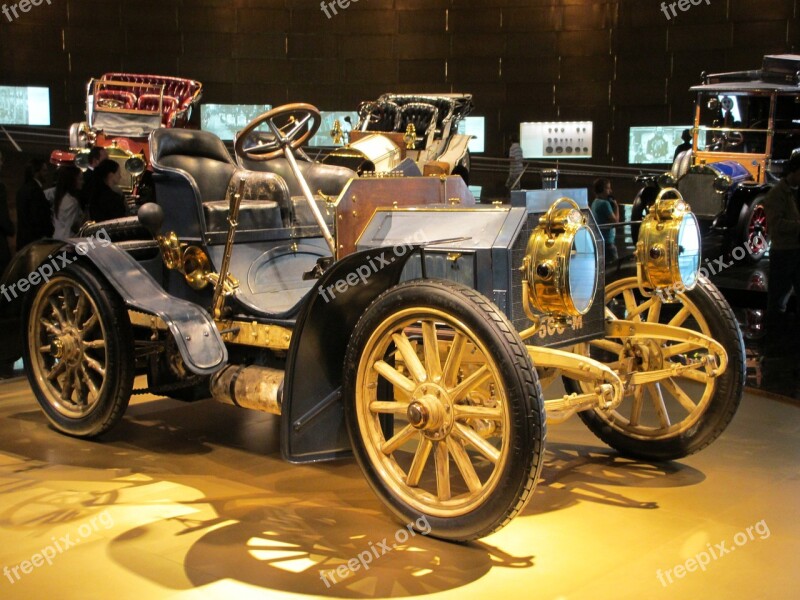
[0,375,796,600]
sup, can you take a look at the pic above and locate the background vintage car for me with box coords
[633,54,800,263]
[49,73,203,200]
[322,93,474,181]
[0,103,745,542]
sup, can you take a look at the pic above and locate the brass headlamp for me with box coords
[522,198,598,319]
[636,188,701,297]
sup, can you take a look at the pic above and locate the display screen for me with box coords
[457,116,485,153]
[0,86,50,126]
[520,121,593,159]
[629,126,692,164]
[201,104,273,140]
[308,111,360,147]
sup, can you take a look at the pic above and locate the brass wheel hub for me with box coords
[51,328,83,367]
[407,383,454,440]
[621,339,664,375]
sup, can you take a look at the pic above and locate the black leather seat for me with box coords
[358,100,401,132]
[150,129,289,236]
[239,156,355,200]
[398,103,439,149]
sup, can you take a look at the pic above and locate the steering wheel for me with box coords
[708,131,744,151]
[234,103,321,162]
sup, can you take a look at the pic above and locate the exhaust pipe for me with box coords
[210,365,284,415]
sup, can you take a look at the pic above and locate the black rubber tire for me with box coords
[568,267,745,461]
[22,261,134,438]
[343,279,545,542]
[736,195,769,264]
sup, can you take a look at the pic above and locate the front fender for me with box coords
[281,245,421,463]
[0,239,227,375]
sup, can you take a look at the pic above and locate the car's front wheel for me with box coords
[344,280,545,542]
[567,271,744,461]
[23,262,134,437]
[738,195,769,263]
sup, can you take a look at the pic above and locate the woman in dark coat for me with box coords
[88,159,127,223]
[15,158,52,250]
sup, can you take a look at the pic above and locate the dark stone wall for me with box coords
[0,0,798,164]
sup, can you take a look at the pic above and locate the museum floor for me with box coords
[0,371,796,600]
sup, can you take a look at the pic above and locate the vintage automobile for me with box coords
[1,104,744,542]
[50,72,203,198]
[634,54,800,262]
[322,93,474,180]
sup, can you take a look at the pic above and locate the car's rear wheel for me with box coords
[23,262,134,437]
[344,280,545,541]
[567,271,744,461]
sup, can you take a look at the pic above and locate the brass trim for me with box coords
[529,345,624,419]
[522,198,598,317]
[635,187,700,299]
[216,320,293,351]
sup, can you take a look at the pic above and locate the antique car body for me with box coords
[50,73,203,196]
[323,93,474,180]
[635,54,800,261]
[0,104,744,542]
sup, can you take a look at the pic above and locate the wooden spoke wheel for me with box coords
[569,272,744,461]
[344,280,545,541]
[23,263,134,437]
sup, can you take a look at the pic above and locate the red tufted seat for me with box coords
[99,73,202,127]
[137,94,179,126]
[95,90,137,110]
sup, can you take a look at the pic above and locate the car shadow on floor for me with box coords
[0,393,705,598]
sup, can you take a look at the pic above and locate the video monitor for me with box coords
[457,116,485,153]
[520,121,593,159]
[0,86,50,126]
[629,126,692,164]
[308,111,360,147]
[201,104,273,140]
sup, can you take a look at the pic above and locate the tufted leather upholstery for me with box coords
[100,73,202,127]
[398,103,439,149]
[358,101,401,133]
[150,129,288,233]
[240,156,355,199]
[96,90,137,109]
[137,94,180,126]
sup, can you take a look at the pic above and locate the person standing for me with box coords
[673,129,693,161]
[81,146,108,206]
[15,158,53,250]
[763,150,800,330]
[506,133,524,191]
[52,166,85,239]
[591,177,620,263]
[0,151,15,275]
[88,159,126,223]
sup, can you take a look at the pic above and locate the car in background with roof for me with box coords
[634,54,800,262]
